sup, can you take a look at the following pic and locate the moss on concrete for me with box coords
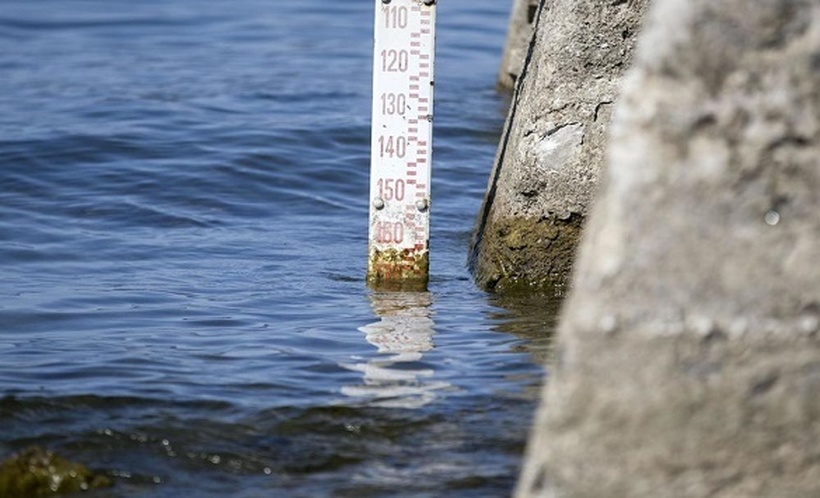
[471,0,648,296]
[0,446,111,497]
[471,214,583,295]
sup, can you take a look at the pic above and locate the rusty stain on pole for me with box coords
[367,0,437,291]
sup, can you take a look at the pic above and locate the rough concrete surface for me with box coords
[498,0,541,90]
[471,0,650,292]
[516,0,820,497]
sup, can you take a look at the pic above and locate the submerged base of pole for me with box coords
[367,247,429,292]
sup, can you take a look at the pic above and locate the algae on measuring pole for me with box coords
[367,247,429,292]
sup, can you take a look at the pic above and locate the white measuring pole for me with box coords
[367,0,438,291]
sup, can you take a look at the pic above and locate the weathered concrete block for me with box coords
[498,0,541,90]
[517,0,820,497]
[471,0,651,292]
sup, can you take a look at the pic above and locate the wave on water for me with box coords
[0,0,552,496]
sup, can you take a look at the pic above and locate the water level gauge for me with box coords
[367,0,437,291]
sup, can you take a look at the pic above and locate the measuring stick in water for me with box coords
[367,0,437,291]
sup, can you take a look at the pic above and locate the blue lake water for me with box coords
[0,1,558,496]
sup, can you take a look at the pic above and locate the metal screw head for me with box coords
[415,199,429,212]
[373,198,386,210]
[764,210,780,226]
[423,0,436,5]
[382,0,391,4]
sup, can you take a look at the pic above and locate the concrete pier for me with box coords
[497,0,540,90]
[471,0,650,292]
[516,0,820,496]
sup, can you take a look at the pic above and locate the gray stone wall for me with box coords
[471,0,650,292]
[516,0,820,496]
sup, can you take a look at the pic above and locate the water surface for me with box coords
[0,1,557,495]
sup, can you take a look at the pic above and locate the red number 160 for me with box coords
[375,221,404,244]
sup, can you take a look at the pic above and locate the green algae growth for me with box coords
[0,446,111,498]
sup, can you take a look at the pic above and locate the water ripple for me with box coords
[0,0,552,496]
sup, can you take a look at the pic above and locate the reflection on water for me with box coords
[487,292,563,367]
[342,292,450,409]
